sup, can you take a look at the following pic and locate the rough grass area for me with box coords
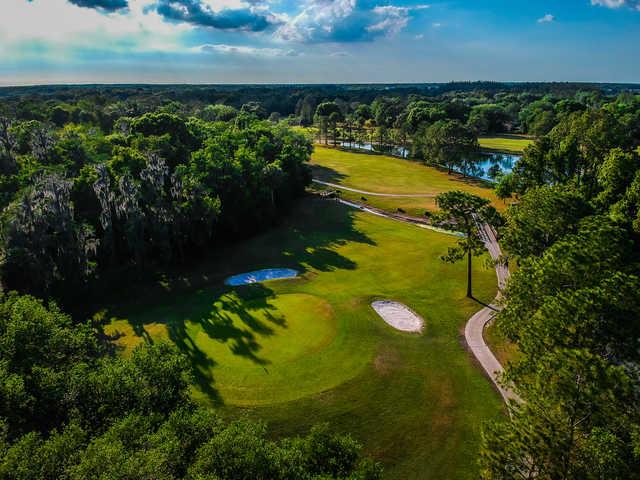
[100,197,503,480]
[483,321,520,368]
[478,135,533,154]
[310,146,508,213]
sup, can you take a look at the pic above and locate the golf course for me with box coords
[102,157,505,478]
[310,146,508,217]
[478,135,533,154]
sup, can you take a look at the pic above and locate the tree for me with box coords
[315,102,341,145]
[200,104,237,122]
[467,104,509,135]
[501,185,592,259]
[481,349,640,480]
[0,116,17,173]
[328,111,343,146]
[435,191,493,298]
[420,120,479,175]
[1,174,97,300]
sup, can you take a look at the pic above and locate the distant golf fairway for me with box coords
[103,198,503,479]
[310,147,508,215]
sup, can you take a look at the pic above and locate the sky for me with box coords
[0,0,639,85]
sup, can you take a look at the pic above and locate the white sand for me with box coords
[371,300,424,333]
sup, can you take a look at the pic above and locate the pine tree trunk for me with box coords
[467,248,473,298]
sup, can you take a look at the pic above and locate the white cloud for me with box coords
[537,13,555,23]
[591,0,640,10]
[275,0,356,42]
[367,4,430,37]
[275,1,428,43]
[414,33,424,39]
[198,43,299,56]
[0,0,191,60]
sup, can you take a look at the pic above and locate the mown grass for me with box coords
[311,146,508,213]
[478,135,533,154]
[101,197,503,480]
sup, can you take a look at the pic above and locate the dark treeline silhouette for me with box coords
[0,104,312,306]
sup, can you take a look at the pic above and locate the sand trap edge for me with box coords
[371,300,424,333]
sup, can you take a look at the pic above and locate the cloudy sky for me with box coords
[1,0,639,84]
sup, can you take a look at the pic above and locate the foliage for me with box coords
[483,92,640,479]
[418,120,479,175]
[435,190,494,297]
[0,113,311,303]
[0,293,380,480]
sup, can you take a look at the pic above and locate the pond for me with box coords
[336,141,520,182]
[337,141,409,158]
[224,268,299,286]
[455,153,521,182]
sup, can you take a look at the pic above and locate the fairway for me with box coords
[478,135,533,154]
[102,197,503,479]
[311,146,507,215]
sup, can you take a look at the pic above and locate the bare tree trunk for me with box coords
[467,248,473,298]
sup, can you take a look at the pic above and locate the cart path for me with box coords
[312,179,436,197]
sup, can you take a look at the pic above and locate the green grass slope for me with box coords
[478,135,533,154]
[310,147,508,215]
[102,198,503,479]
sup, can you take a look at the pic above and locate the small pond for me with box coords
[337,141,520,182]
[453,153,521,182]
[224,268,299,286]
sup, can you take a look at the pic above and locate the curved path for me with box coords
[319,184,516,403]
[466,219,517,403]
[313,179,436,198]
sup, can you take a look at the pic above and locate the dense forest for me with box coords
[480,96,640,478]
[0,83,639,478]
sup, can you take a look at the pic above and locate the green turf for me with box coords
[311,146,508,213]
[102,197,503,479]
[478,135,533,154]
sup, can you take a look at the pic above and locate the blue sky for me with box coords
[0,0,639,84]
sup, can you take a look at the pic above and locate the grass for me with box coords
[478,135,534,154]
[483,321,520,367]
[310,146,508,213]
[101,197,503,480]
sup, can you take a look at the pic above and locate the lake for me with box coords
[336,141,520,182]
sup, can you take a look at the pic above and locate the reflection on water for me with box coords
[336,141,520,182]
[337,141,409,158]
[456,153,521,182]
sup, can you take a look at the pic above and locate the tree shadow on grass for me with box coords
[166,318,222,406]
[94,198,376,406]
[309,164,347,184]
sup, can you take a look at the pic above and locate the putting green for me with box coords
[106,291,364,405]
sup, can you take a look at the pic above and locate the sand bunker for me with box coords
[371,300,424,333]
[224,268,299,286]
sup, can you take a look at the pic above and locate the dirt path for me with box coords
[312,179,436,198]
[323,187,516,403]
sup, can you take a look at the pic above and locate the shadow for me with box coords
[470,295,499,312]
[89,196,377,406]
[165,316,223,406]
[309,164,347,184]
